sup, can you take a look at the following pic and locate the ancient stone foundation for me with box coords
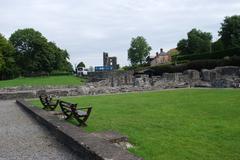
[0,66,240,100]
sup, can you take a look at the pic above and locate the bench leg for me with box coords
[49,105,58,111]
[65,113,73,120]
[77,121,87,127]
[74,117,87,127]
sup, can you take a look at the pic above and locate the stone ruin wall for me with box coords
[0,66,239,100]
[87,70,135,86]
[92,66,240,89]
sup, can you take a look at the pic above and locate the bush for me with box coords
[49,70,73,76]
[147,56,240,76]
[122,63,150,71]
[22,71,49,77]
[22,70,72,77]
[172,47,240,62]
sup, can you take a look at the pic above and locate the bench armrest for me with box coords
[79,106,92,110]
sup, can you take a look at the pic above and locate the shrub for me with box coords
[49,70,73,76]
[147,56,240,76]
[22,70,72,77]
[172,47,240,62]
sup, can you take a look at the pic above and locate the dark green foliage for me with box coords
[77,61,85,68]
[219,15,240,48]
[9,28,72,75]
[0,34,19,80]
[49,71,73,76]
[128,36,152,65]
[177,39,188,54]
[177,28,212,55]
[65,62,74,72]
[9,28,50,73]
[148,56,240,75]
[122,63,149,71]
[172,47,240,62]
[212,39,224,52]
[47,42,73,72]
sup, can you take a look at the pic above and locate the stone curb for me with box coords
[16,99,143,160]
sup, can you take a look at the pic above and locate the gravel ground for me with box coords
[0,100,81,160]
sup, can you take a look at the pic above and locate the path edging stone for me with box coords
[16,99,143,160]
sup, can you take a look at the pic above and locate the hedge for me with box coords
[172,47,240,62]
[146,56,240,76]
[22,71,73,77]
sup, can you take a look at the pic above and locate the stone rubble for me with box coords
[0,66,239,100]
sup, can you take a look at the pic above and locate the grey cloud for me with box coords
[0,0,240,67]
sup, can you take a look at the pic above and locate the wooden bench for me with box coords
[39,94,59,111]
[59,100,92,126]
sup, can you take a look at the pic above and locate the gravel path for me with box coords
[0,100,81,160]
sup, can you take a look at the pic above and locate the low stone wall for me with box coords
[88,70,134,86]
[87,66,240,89]
[134,66,240,88]
[0,86,160,100]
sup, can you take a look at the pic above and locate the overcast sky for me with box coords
[0,0,239,67]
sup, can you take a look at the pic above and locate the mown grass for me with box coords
[0,75,84,88]
[32,89,240,160]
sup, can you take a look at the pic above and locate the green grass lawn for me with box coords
[0,75,84,88]
[32,89,240,160]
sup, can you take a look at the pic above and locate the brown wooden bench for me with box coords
[39,94,59,111]
[59,100,92,126]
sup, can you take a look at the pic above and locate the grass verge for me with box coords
[0,75,84,88]
[32,89,240,160]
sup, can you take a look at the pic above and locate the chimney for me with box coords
[156,52,159,57]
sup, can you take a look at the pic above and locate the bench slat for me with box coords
[76,110,87,116]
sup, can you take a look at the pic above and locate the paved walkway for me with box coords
[0,100,81,160]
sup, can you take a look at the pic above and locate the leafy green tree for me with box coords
[0,33,19,80]
[0,51,4,70]
[9,28,72,74]
[77,62,85,68]
[212,39,224,52]
[219,15,240,49]
[128,36,152,65]
[9,28,51,73]
[66,62,74,72]
[177,28,212,55]
[177,39,188,54]
[0,34,9,71]
[47,42,72,72]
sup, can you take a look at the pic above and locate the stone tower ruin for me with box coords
[103,52,118,70]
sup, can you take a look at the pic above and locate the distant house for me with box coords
[149,48,171,66]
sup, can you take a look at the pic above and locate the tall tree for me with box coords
[9,28,51,73]
[9,28,72,74]
[219,15,240,49]
[177,28,212,55]
[0,33,18,80]
[0,50,4,71]
[47,42,72,72]
[212,39,224,52]
[177,39,188,54]
[77,61,85,68]
[128,36,152,65]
